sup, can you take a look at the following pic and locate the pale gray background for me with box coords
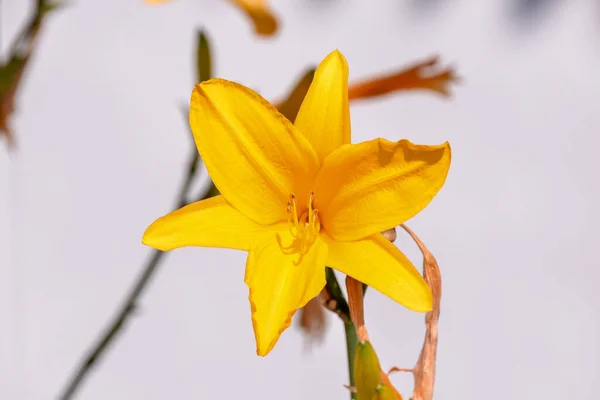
[1,0,599,399]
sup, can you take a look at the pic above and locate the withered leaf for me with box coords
[1,1,62,147]
[400,224,442,400]
[195,30,212,83]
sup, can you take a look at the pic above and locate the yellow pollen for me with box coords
[278,192,321,264]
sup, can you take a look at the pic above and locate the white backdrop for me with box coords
[1,0,599,399]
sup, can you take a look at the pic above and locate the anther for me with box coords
[311,209,320,230]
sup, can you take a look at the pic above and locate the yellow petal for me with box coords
[323,233,432,312]
[190,79,320,225]
[144,0,172,4]
[245,232,328,356]
[294,50,351,162]
[142,196,281,251]
[314,138,451,241]
[229,0,278,36]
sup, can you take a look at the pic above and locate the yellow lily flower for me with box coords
[142,50,451,356]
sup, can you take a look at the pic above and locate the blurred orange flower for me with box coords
[145,0,278,36]
[348,56,459,100]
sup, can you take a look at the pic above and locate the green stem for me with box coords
[344,320,358,400]
[324,268,356,399]
[324,267,349,317]
[57,149,203,400]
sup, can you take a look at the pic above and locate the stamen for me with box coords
[281,192,322,264]
[287,194,299,236]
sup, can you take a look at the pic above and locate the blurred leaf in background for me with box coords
[182,30,220,201]
[275,68,316,123]
[145,0,279,37]
[399,224,442,400]
[196,30,212,82]
[0,58,24,146]
[0,0,62,147]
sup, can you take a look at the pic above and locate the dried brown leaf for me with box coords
[1,58,30,148]
[387,366,413,375]
[1,2,59,147]
[400,224,442,400]
[343,384,357,393]
[0,92,16,146]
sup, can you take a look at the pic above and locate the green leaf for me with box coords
[276,68,315,123]
[354,341,383,400]
[196,30,212,83]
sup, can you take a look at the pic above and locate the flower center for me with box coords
[277,192,321,264]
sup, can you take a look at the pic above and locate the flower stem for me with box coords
[56,149,215,400]
[344,320,358,400]
[323,268,356,399]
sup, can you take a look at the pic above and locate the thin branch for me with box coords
[57,250,166,400]
[56,149,208,400]
[343,320,358,400]
[1,1,51,145]
[322,268,356,399]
